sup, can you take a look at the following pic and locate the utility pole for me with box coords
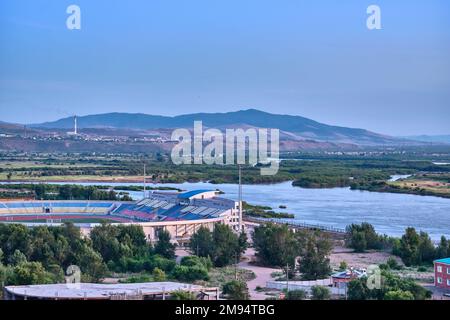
[238,165,243,232]
[235,252,238,280]
[143,163,146,199]
[286,263,289,293]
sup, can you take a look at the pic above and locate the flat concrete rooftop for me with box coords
[5,282,217,300]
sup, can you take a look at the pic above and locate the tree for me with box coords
[339,261,348,271]
[91,224,151,267]
[436,236,449,259]
[349,231,367,252]
[152,267,166,281]
[222,280,249,300]
[253,223,299,268]
[76,245,107,282]
[189,227,214,257]
[10,262,55,285]
[0,224,31,259]
[154,230,176,259]
[297,231,332,280]
[285,289,307,300]
[384,290,414,300]
[190,225,246,268]
[212,224,242,267]
[347,278,369,300]
[381,270,431,300]
[90,223,125,263]
[311,285,331,300]
[417,231,436,264]
[346,223,383,252]
[394,227,436,266]
[238,231,248,254]
[10,250,27,266]
[396,227,420,266]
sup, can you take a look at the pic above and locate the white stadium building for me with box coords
[0,190,241,245]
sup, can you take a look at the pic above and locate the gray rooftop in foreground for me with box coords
[5,282,215,299]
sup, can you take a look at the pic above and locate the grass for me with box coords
[0,161,105,169]
[203,267,256,288]
[388,179,450,196]
[0,173,146,182]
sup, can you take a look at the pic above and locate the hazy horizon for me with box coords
[1,0,449,136]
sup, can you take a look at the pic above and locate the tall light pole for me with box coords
[143,163,146,199]
[238,165,243,232]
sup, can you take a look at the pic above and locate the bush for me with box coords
[222,280,249,300]
[180,255,213,271]
[285,289,307,300]
[311,286,331,300]
[172,265,209,282]
[144,255,176,273]
[154,230,176,259]
[384,290,414,300]
[417,266,427,272]
[171,290,196,300]
[152,267,166,281]
[386,257,402,270]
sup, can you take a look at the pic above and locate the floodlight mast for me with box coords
[143,164,146,199]
[238,165,243,232]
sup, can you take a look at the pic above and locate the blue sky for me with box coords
[0,0,449,135]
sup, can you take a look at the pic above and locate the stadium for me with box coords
[0,190,241,244]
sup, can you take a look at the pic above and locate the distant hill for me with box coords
[0,121,40,135]
[400,135,450,144]
[30,109,412,146]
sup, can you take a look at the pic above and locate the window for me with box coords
[447,279,450,286]
[437,277,442,284]
[437,266,442,273]
[447,267,450,275]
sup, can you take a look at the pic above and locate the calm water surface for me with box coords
[39,180,450,240]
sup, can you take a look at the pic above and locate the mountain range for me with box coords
[30,109,409,146]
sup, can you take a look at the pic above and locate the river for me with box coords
[33,180,450,240]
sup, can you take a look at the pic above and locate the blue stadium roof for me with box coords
[177,190,214,199]
[434,258,450,265]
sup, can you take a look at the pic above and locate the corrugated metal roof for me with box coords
[434,257,450,265]
[177,190,213,199]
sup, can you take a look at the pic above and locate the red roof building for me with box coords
[434,258,450,291]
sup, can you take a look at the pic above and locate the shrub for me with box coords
[384,290,414,300]
[171,290,196,300]
[144,255,176,273]
[152,267,166,281]
[285,289,307,300]
[222,280,249,300]
[180,255,213,271]
[311,285,331,300]
[172,265,209,282]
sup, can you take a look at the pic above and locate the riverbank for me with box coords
[2,180,448,240]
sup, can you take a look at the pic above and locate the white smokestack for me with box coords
[74,115,77,135]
